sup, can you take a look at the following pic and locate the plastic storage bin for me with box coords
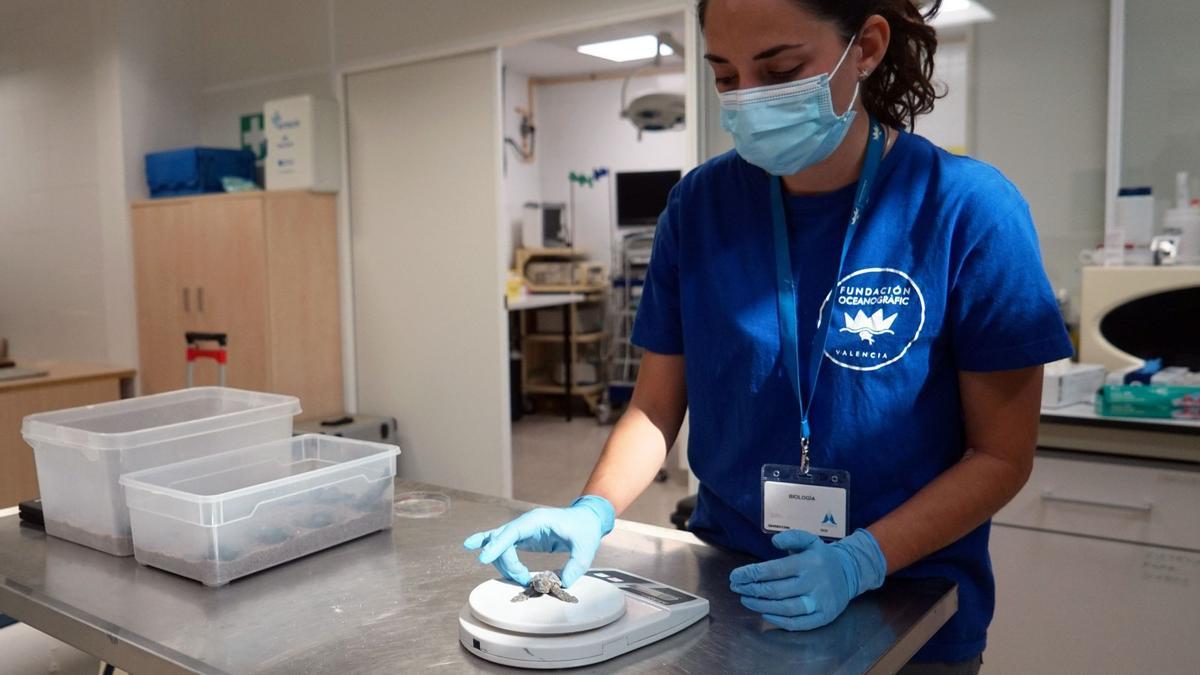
[121,434,399,587]
[145,147,256,198]
[22,388,300,556]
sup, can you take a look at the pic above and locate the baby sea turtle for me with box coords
[511,571,578,604]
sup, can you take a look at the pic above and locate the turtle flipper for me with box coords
[549,586,579,603]
[511,586,540,603]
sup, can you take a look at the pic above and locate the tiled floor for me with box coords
[0,621,99,675]
[511,415,690,529]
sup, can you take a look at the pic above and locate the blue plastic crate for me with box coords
[145,147,256,198]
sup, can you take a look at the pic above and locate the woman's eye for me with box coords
[714,75,737,87]
[768,66,803,79]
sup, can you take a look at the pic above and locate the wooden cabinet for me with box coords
[131,191,342,419]
[0,363,135,508]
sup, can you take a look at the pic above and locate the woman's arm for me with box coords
[581,351,688,514]
[867,365,1044,573]
[463,351,686,585]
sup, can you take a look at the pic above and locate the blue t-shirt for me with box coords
[632,131,1073,662]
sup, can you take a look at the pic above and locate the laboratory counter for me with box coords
[1040,402,1200,463]
[0,481,956,674]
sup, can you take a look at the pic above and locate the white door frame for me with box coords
[330,0,693,415]
[1103,0,1126,236]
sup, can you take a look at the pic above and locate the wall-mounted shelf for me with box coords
[526,284,607,294]
[524,332,605,345]
[525,381,606,396]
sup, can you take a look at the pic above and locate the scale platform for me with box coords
[459,569,710,669]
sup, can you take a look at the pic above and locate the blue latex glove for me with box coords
[463,495,615,588]
[730,529,887,631]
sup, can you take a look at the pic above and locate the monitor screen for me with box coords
[616,170,682,227]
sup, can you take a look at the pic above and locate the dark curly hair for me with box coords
[697,0,944,131]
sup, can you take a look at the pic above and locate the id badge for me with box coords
[761,464,849,540]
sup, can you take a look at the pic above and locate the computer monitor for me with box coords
[616,170,682,227]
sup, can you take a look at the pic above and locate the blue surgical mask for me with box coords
[719,39,860,176]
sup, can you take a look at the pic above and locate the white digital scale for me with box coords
[459,569,710,669]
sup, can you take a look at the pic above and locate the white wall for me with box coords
[116,1,203,201]
[194,0,687,149]
[974,0,1110,313]
[196,0,333,148]
[0,0,202,370]
[535,73,687,265]
[1121,0,1200,214]
[915,38,969,152]
[0,0,112,362]
[501,68,541,266]
[109,0,203,374]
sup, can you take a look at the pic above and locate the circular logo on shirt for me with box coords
[817,268,926,371]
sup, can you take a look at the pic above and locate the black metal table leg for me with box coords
[563,303,572,422]
[510,311,524,422]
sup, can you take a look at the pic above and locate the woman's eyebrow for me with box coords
[753,44,805,60]
[703,44,806,64]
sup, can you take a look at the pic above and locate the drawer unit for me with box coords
[985,525,1200,674]
[995,451,1200,551]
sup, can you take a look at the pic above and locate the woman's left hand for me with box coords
[730,529,888,631]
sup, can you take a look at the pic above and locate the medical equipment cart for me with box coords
[597,231,655,424]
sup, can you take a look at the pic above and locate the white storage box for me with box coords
[121,434,399,587]
[22,388,300,556]
[264,94,341,191]
[1042,362,1107,408]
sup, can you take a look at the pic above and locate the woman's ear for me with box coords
[857,14,892,79]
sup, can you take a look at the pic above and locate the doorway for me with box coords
[501,12,692,526]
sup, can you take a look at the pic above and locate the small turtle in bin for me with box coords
[206,543,243,562]
[352,478,392,512]
[511,571,578,604]
[313,486,352,505]
[256,526,293,546]
[300,511,337,529]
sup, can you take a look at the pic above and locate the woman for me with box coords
[466,1,1071,671]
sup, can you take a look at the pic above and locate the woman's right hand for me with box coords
[463,495,616,587]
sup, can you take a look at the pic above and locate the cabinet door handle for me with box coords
[198,287,205,313]
[1041,490,1153,514]
[183,287,190,313]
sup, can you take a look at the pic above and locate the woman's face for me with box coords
[703,0,861,107]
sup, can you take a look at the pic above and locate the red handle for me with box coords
[187,348,228,365]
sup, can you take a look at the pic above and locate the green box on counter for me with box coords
[1095,384,1200,419]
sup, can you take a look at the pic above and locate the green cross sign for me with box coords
[240,113,267,162]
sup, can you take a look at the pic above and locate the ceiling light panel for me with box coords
[577,35,674,63]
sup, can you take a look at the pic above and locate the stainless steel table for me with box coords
[0,481,956,674]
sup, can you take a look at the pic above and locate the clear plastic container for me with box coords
[120,434,400,587]
[22,387,301,556]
